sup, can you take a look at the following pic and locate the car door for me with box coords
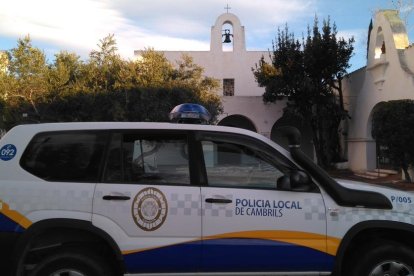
[92,131,201,274]
[199,132,331,273]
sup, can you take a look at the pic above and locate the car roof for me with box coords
[2,122,291,157]
[6,122,270,143]
[10,121,249,134]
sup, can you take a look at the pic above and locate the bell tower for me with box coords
[210,11,246,53]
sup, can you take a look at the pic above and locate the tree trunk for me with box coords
[402,162,412,183]
[310,118,328,168]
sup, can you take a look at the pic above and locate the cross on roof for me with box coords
[224,4,231,13]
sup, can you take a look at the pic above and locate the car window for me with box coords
[20,131,107,182]
[202,140,287,189]
[104,133,191,185]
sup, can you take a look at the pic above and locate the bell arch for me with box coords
[367,10,409,63]
[210,13,246,53]
[222,21,234,51]
[374,27,385,59]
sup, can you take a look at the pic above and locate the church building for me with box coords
[135,9,414,175]
[135,11,315,158]
[343,10,414,172]
[136,12,285,136]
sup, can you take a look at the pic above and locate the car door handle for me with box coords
[205,198,232,204]
[103,195,131,201]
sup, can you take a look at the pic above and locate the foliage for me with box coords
[6,35,49,118]
[0,97,5,130]
[134,49,174,88]
[372,100,414,182]
[253,17,354,168]
[83,34,125,93]
[49,51,83,93]
[0,35,222,128]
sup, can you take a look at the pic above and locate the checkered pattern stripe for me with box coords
[1,187,93,213]
[303,198,326,221]
[94,190,132,215]
[331,208,414,224]
[395,202,412,213]
[300,197,414,225]
[169,193,201,216]
[169,194,234,217]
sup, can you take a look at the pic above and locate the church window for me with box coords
[223,79,235,96]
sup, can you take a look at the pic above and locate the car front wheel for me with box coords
[29,248,112,276]
[351,241,414,276]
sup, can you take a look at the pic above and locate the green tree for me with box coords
[253,17,354,168]
[0,51,15,102]
[125,51,221,122]
[0,97,5,131]
[7,35,49,119]
[135,49,174,87]
[2,35,222,127]
[82,34,125,93]
[49,51,83,93]
[372,100,414,182]
[171,54,222,121]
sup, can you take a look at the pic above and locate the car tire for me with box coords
[29,248,113,276]
[351,241,414,276]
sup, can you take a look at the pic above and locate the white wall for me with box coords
[343,10,414,171]
[135,13,283,138]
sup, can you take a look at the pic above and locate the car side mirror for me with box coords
[277,170,311,192]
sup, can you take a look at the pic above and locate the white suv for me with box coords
[1,122,414,276]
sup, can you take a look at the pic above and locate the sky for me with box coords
[0,0,408,72]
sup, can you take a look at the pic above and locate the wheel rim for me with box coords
[50,269,85,276]
[369,260,414,276]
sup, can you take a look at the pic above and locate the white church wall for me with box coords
[149,50,270,97]
[135,13,282,138]
[220,96,286,138]
[342,67,366,117]
[404,46,414,72]
[345,10,414,171]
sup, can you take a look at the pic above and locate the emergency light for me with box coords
[169,103,211,124]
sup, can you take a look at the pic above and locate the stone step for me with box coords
[364,171,389,178]
[374,169,399,175]
[354,173,379,180]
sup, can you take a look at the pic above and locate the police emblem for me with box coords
[132,187,168,231]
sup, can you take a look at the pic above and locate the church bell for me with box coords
[222,29,233,43]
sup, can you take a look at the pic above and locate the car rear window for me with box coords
[20,131,107,182]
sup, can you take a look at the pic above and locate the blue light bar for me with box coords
[169,103,211,124]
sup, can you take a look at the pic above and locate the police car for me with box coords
[1,122,414,276]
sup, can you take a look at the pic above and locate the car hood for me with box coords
[336,178,414,213]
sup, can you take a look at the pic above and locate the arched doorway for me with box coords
[271,116,314,159]
[367,102,389,170]
[217,115,257,164]
[218,115,257,132]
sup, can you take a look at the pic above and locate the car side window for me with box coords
[104,133,191,185]
[202,140,287,189]
[20,131,107,182]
